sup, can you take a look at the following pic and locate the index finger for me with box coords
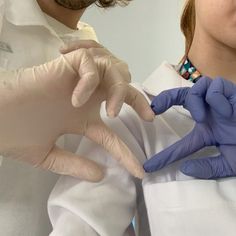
[143,126,207,172]
[85,120,145,179]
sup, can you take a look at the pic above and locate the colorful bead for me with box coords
[178,58,201,83]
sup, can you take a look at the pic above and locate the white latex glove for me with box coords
[0,49,152,182]
[60,40,155,120]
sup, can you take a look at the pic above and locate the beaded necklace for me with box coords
[178,57,201,83]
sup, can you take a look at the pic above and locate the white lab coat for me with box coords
[0,0,97,235]
[48,62,236,236]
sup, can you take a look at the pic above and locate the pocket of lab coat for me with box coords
[143,179,236,236]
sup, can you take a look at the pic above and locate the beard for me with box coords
[55,0,97,10]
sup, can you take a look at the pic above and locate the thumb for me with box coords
[144,126,207,173]
[85,120,145,179]
[39,146,104,182]
[151,77,212,122]
[151,87,190,115]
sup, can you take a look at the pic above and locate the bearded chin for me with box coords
[55,0,97,10]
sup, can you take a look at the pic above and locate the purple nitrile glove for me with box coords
[143,77,236,179]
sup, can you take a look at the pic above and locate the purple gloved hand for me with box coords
[143,77,236,179]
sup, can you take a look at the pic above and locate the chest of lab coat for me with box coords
[110,72,236,235]
[140,107,236,236]
[0,19,62,234]
[0,19,60,69]
[48,62,236,236]
[138,63,236,236]
[0,1,98,235]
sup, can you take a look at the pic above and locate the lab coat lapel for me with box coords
[142,61,194,120]
[142,61,193,96]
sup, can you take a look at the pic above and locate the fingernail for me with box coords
[135,168,145,179]
[72,93,90,107]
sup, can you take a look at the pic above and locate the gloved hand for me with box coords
[60,40,154,120]
[0,48,151,181]
[143,77,236,179]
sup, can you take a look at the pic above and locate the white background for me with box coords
[82,0,185,82]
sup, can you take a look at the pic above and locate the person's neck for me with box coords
[36,0,85,29]
[188,26,236,83]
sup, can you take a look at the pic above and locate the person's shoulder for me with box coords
[77,21,98,41]
[142,61,184,97]
[77,22,92,29]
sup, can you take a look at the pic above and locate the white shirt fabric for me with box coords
[48,61,236,236]
[0,0,97,235]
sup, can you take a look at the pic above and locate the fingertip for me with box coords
[143,162,156,173]
[150,103,159,115]
[59,46,68,54]
[72,90,93,108]
[107,111,116,118]
[73,159,105,182]
[151,102,165,115]
[119,151,145,179]
[86,165,105,182]
[106,104,122,118]
[180,161,195,177]
[72,95,83,108]
[134,167,145,179]
[142,109,155,122]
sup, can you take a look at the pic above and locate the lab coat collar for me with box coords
[142,61,194,119]
[0,0,4,33]
[4,0,58,37]
[5,0,48,26]
[142,61,193,96]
